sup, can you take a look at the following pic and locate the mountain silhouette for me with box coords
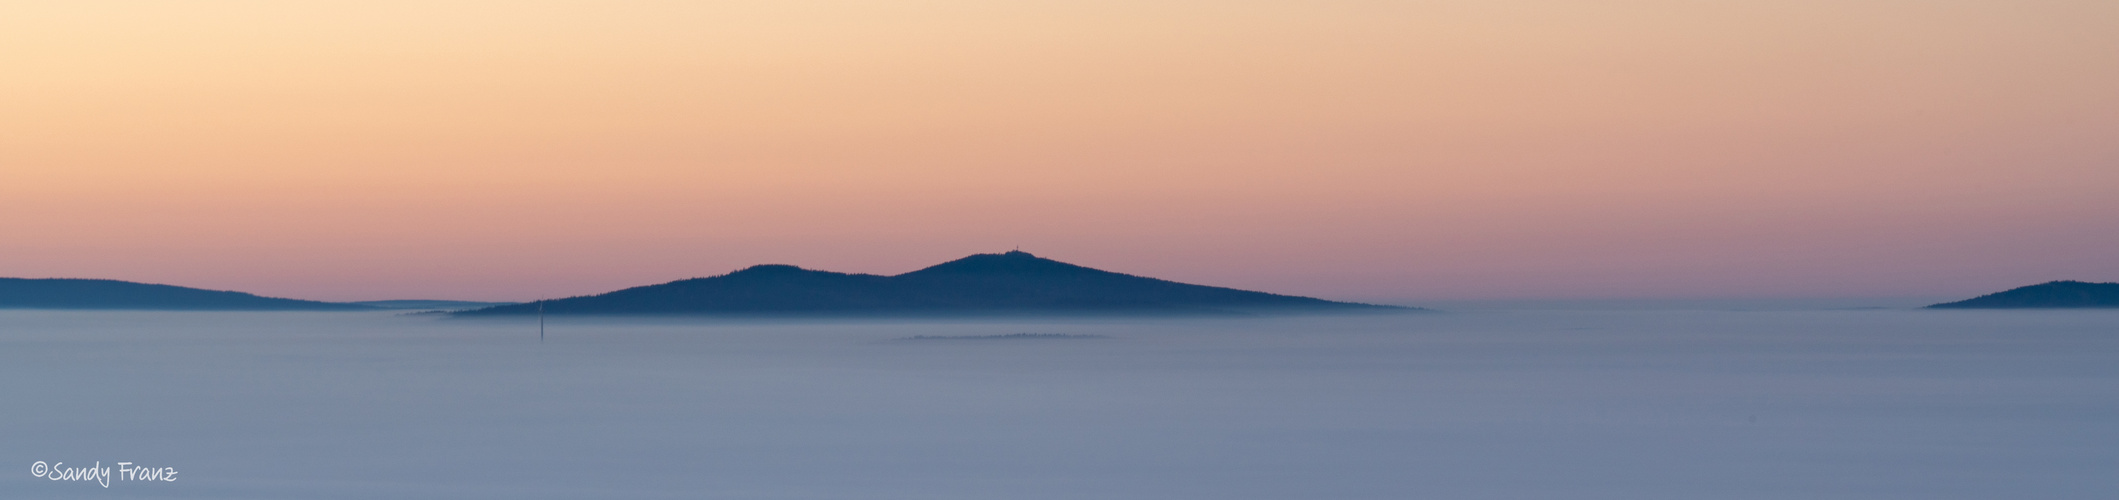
[0,278,375,311]
[1926,280,2119,309]
[457,251,1409,316]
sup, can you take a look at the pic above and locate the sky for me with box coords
[3,1,2115,303]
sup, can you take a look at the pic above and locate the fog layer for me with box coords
[3,309,2115,498]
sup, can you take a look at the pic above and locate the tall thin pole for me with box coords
[538,298,545,343]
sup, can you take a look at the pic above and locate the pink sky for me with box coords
[3,1,2115,303]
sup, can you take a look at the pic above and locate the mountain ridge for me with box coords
[0,278,375,311]
[456,251,1409,316]
[1926,281,2119,309]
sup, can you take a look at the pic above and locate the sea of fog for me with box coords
[3,307,2116,499]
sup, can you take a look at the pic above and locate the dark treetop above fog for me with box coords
[457,251,1409,316]
[1926,281,2119,309]
[0,278,372,311]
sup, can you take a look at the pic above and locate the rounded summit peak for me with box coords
[899,250,1097,276]
[731,264,805,274]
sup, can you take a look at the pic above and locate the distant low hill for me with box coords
[457,251,1411,317]
[1926,281,2119,309]
[348,300,518,311]
[0,278,374,311]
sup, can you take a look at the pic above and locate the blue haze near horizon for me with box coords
[2,308,2116,499]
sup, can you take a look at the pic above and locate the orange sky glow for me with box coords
[4,1,2116,303]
